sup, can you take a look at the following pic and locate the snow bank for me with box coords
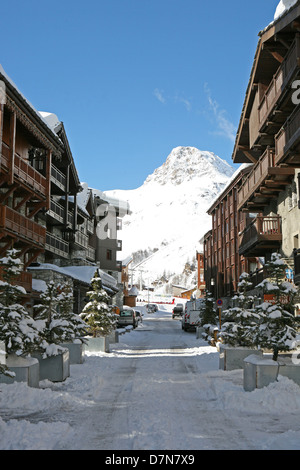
[1,305,300,450]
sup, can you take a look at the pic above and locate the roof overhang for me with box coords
[232,1,300,164]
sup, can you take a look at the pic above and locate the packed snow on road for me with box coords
[1,303,300,450]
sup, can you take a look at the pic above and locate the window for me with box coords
[106,249,112,260]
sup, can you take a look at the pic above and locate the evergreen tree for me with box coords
[255,253,299,361]
[0,249,41,356]
[200,290,218,342]
[80,276,116,337]
[56,281,88,343]
[220,273,260,347]
[33,280,72,357]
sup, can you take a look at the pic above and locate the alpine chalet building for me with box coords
[204,1,300,299]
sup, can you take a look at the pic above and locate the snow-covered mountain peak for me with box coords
[144,146,233,186]
[104,146,235,290]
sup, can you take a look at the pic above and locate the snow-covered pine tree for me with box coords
[255,253,299,361]
[33,280,71,357]
[80,275,116,337]
[200,289,218,343]
[56,281,88,343]
[0,342,14,378]
[0,249,41,356]
[220,272,259,348]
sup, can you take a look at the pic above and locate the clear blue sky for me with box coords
[0,0,279,190]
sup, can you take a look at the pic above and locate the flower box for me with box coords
[244,354,300,391]
[219,344,263,371]
[0,354,39,388]
[32,349,70,382]
[60,340,85,364]
[0,341,6,366]
[108,330,119,344]
[84,336,110,353]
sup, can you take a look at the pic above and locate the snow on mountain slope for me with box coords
[104,146,235,288]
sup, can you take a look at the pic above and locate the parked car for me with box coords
[134,310,143,323]
[117,308,138,328]
[172,303,184,318]
[145,303,158,313]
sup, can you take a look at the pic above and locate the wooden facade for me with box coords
[0,70,64,292]
[204,165,261,298]
[0,67,129,308]
[204,3,300,298]
[196,251,206,296]
[232,4,300,269]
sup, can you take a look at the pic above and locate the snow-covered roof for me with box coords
[76,182,92,217]
[207,163,253,212]
[261,0,300,35]
[92,187,130,217]
[28,263,118,291]
[0,65,62,143]
[122,256,133,267]
[39,112,61,133]
[128,286,139,296]
[274,0,298,21]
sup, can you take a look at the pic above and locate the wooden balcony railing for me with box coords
[275,104,300,164]
[1,143,47,197]
[0,267,32,292]
[47,199,74,227]
[0,205,46,246]
[87,219,94,234]
[74,231,89,249]
[258,35,300,130]
[239,215,282,256]
[45,231,69,258]
[51,164,66,192]
[237,148,275,210]
[48,199,65,224]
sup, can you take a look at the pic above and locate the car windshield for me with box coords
[120,311,133,317]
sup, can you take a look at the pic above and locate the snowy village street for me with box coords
[2,304,300,451]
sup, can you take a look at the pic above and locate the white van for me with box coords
[181,299,204,331]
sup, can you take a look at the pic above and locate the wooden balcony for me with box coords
[87,219,94,234]
[47,199,74,227]
[1,143,47,197]
[51,164,66,192]
[48,199,65,224]
[239,215,282,257]
[74,231,89,249]
[0,205,46,246]
[0,267,32,292]
[237,148,295,212]
[258,35,300,133]
[275,104,300,164]
[45,231,69,258]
